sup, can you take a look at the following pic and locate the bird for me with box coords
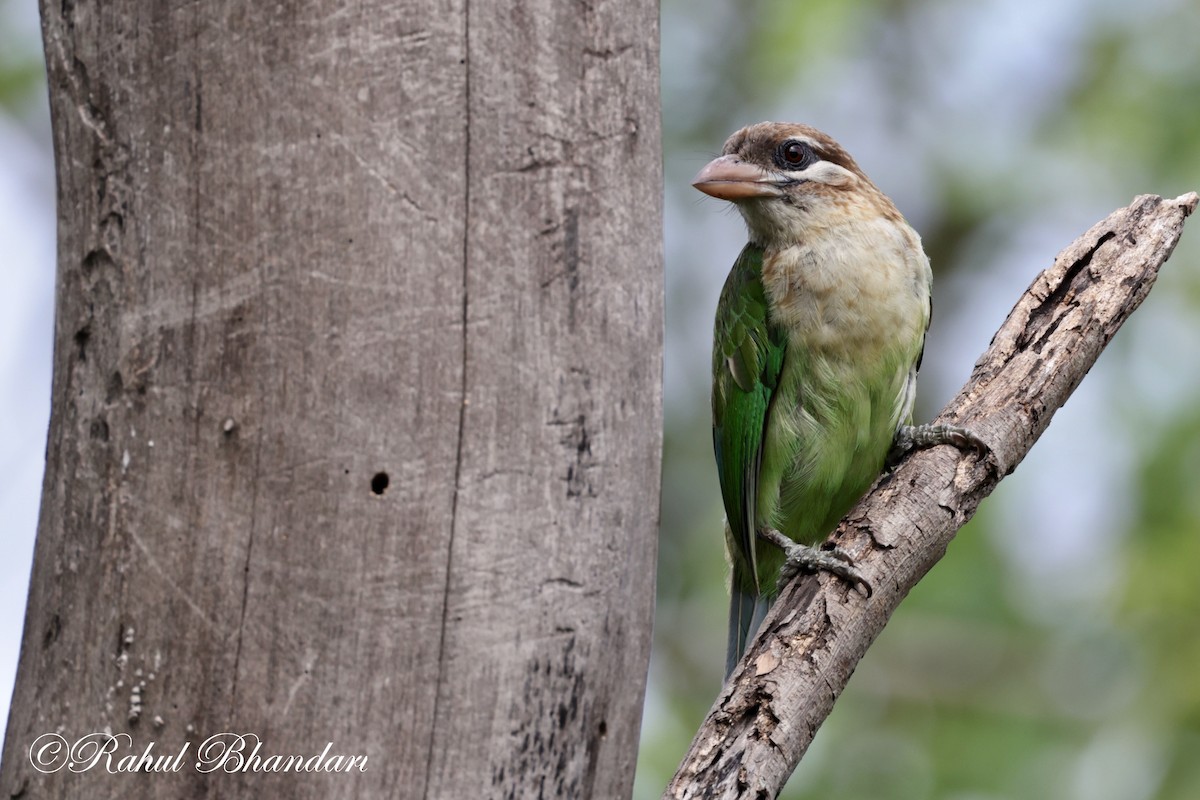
[693,122,982,677]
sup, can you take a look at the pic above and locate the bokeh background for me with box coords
[640,1,1200,798]
[3,1,1200,798]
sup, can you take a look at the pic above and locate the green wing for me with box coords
[711,244,786,595]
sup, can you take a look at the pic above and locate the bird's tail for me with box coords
[725,586,771,678]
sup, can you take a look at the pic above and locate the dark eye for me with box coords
[776,140,815,170]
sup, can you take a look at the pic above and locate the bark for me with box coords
[664,192,1199,800]
[2,2,661,799]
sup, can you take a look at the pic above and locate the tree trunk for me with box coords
[2,2,661,798]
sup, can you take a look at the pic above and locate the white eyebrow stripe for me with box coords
[792,161,855,187]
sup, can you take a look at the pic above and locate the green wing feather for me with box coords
[711,245,786,597]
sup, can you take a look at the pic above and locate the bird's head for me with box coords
[693,122,901,246]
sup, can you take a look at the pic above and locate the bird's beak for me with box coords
[692,155,782,200]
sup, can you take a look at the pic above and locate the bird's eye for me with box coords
[777,140,815,170]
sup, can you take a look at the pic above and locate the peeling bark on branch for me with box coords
[664,193,1199,800]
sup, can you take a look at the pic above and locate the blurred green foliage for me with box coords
[0,4,41,116]
[0,59,41,113]
[643,1,1200,798]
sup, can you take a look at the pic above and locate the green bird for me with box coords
[694,122,980,676]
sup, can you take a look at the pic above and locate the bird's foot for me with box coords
[888,423,988,466]
[759,527,872,597]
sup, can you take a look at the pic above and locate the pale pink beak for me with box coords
[692,155,782,200]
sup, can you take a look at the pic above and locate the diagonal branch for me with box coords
[664,193,1200,800]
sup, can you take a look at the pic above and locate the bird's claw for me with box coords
[761,527,873,597]
[888,423,988,466]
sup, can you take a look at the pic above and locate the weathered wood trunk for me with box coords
[2,2,661,798]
